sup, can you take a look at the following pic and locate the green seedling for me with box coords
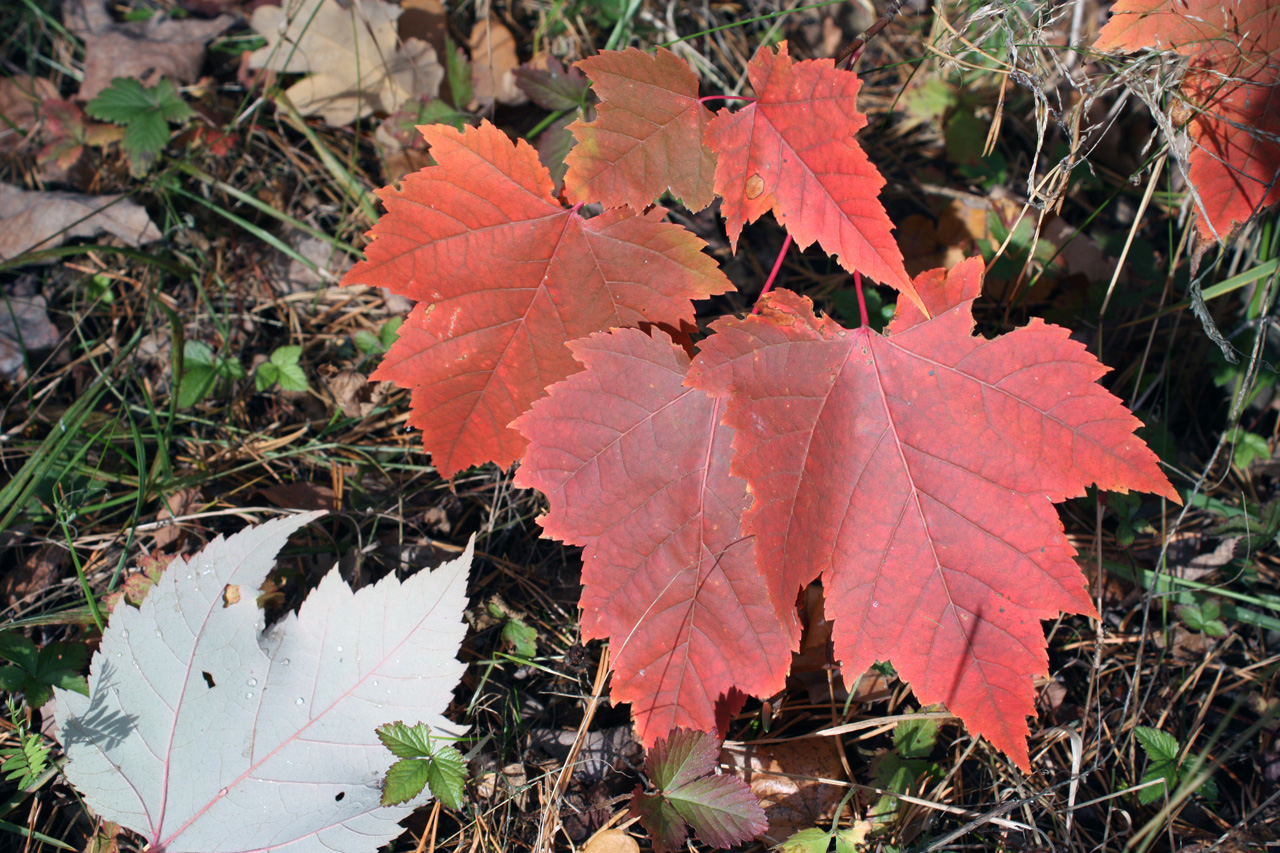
[1225,427,1270,471]
[1175,598,1228,638]
[0,697,50,789]
[86,77,192,177]
[255,345,308,393]
[1134,726,1217,805]
[1210,496,1280,558]
[375,721,467,809]
[868,714,942,823]
[178,341,245,409]
[354,318,403,358]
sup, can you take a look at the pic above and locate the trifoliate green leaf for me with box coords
[376,722,467,809]
[377,721,436,759]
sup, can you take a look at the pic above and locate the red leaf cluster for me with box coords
[344,43,1178,771]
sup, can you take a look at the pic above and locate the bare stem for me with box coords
[855,271,869,328]
[753,233,793,314]
[698,95,756,106]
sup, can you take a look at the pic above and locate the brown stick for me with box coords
[836,0,908,70]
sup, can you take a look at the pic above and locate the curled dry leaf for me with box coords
[64,0,233,100]
[321,367,391,418]
[248,0,444,126]
[0,182,161,262]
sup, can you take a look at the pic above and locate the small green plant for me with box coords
[255,345,309,393]
[867,714,943,824]
[777,824,870,853]
[353,318,404,359]
[1175,598,1228,637]
[178,341,245,409]
[1225,427,1270,471]
[0,698,51,789]
[375,721,466,809]
[0,630,89,709]
[1211,496,1280,557]
[1101,489,1155,547]
[1133,726,1218,805]
[85,77,192,176]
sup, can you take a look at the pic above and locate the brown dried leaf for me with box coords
[0,182,161,262]
[64,0,233,100]
[0,287,60,380]
[321,368,391,418]
[721,740,846,843]
[247,0,444,125]
[151,487,201,551]
[0,545,69,609]
[469,16,526,107]
[583,829,640,853]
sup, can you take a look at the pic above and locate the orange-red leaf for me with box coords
[513,328,793,743]
[564,48,718,212]
[686,259,1179,769]
[1095,0,1280,241]
[342,121,732,477]
[704,42,919,311]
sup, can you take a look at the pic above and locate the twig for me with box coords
[836,0,907,70]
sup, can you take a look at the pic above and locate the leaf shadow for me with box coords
[61,659,138,751]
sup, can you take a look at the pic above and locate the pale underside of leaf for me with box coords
[56,513,473,853]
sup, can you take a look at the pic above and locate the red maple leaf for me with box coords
[564,48,718,212]
[342,121,732,476]
[704,42,921,311]
[513,328,793,744]
[686,259,1179,768]
[1095,0,1280,241]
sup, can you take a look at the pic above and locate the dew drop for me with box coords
[247,678,257,687]
[281,658,290,666]
[245,692,254,699]
[218,788,228,797]
[296,698,305,705]
[371,680,379,687]
[120,629,129,640]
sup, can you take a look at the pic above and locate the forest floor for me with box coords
[0,0,1278,851]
